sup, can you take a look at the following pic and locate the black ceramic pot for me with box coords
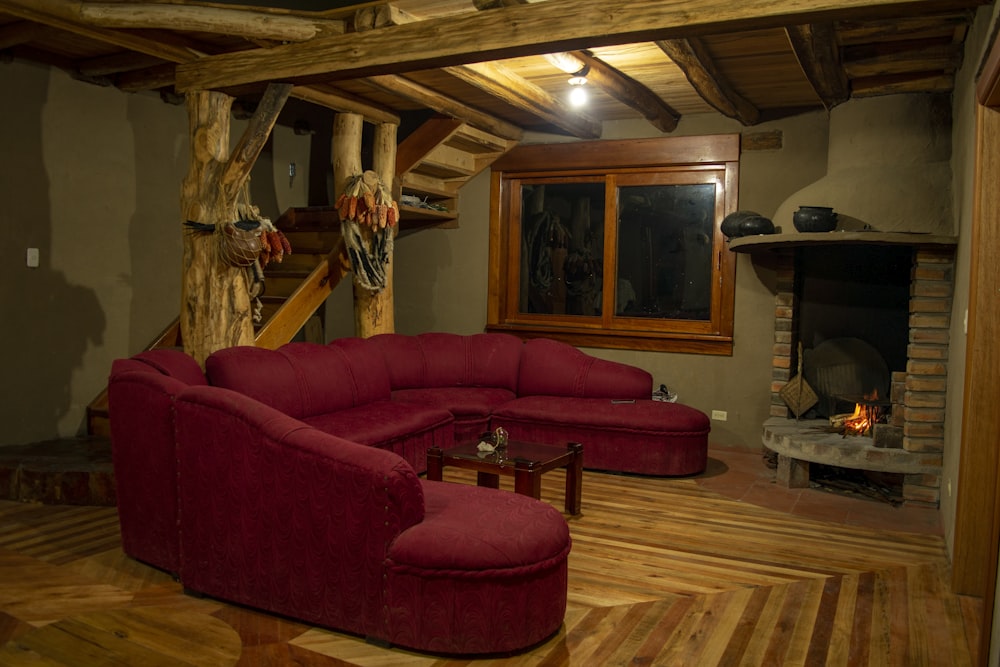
[722,211,775,239]
[793,206,837,232]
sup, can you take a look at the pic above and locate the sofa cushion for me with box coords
[207,343,390,420]
[389,480,570,571]
[390,386,516,418]
[517,338,651,398]
[304,400,452,446]
[304,400,453,473]
[369,332,522,392]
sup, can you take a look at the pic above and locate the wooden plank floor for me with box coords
[0,454,980,666]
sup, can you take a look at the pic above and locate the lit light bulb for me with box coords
[567,76,588,108]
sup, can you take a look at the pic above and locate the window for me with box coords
[487,134,739,354]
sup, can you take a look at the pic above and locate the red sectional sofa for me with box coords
[107,332,709,654]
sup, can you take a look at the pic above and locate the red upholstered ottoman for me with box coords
[490,397,710,476]
[385,480,570,654]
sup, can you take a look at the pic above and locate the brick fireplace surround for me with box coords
[761,241,956,507]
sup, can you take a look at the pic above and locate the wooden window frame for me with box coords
[486,134,740,355]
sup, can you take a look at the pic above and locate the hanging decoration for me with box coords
[182,180,292,323]
[335,170,398,292]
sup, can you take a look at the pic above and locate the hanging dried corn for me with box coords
[335,170,397,291]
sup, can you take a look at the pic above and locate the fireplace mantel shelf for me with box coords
[728,231,957,253]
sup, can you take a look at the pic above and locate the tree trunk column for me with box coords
[356,120,397,335]
[333,113,398,338]
[180,90,254,366]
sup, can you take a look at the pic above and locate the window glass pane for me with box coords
[616,183,716,320]
[519,182,605,316]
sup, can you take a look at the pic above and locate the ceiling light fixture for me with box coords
[568,76,588,108]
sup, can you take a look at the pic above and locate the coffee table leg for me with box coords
[426,447,443,481]
[514,461,541,499]
[565,442,583,515]
[477,472,500,489]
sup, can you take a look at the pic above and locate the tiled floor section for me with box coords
[695,444,943,536]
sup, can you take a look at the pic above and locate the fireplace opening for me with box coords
[797,244,912,420]
[763,241,955,506]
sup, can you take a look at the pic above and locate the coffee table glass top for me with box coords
[441,439,569,465]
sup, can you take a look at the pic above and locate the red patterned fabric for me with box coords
[492,396,710,476]
[131,348,208,386]
[173,385,569,654]
[367,332,522,391]
[386,482,569,654]
[108,358,203,573]
[517,338,652,398]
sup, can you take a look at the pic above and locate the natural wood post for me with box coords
[180,84,292,365]
[180,90,253,366]
[331,113,366,334]
[356,120,397,335]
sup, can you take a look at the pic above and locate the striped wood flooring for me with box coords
[0,464,979,666]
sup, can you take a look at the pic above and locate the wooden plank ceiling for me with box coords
[0,0,988,138]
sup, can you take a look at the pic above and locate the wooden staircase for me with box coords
[85,117,518,437]
[396,117,519,234]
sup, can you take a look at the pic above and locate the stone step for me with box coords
[0,437,115,506]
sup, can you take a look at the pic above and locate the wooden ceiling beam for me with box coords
[360,4,598,141]
[843,42,963,78]
[172,0,989,92]
[290,84,400,125]
[786,23,851,110]
[76,50,166,78]
[474,0,679,132]
[444,61,601,139]
[75,3,344,42]
[0,0,204,62]
[0,20,49,49]
[656,37,760,126]
[366,74,523,141]
[551,50,681,133]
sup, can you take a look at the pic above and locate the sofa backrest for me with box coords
[517,338,652,398]
[366,332,522,391]
[207,342,391,420]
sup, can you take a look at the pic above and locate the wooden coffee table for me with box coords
[426,440,583,515]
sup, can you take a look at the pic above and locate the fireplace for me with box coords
[757,238,956,506]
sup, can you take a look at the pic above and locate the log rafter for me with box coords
[172,0,984,93]
[473,0,679,133]
[786,23,851,110]
[366,74,523,140]
[443,60,601,139]
[76,2,345,42]
[656,37,761,126]
[358,4,598,140]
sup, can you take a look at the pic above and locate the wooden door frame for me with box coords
[951,25,1000,665]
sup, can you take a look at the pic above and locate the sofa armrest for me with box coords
[173,384,424,640]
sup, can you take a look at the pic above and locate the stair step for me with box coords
[411,143,476,179]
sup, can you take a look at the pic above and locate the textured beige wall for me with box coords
[0,62,188,444]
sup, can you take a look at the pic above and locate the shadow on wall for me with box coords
[1,64,105,444]
[126,95,186,353]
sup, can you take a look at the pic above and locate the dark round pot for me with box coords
[793,206,837,232]
[722,210,774,239]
